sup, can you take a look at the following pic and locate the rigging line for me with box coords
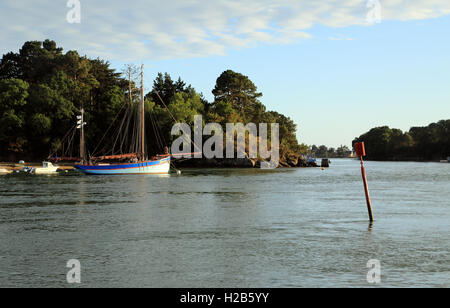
[112,106,129,154]
[114,104,133,155]
[154,91,203,154]
[48,124,77,159]
[66,128,77,157]
[151,120,163,151]
[117,104,133,154]
[131,104,139,154]
[133,101,139,155]
[64,127,76,157]
[146,103,165,148]
[91,101,129,156]
[149,111,164,151]
[123,106,133,153]
[124,107,134,153]
[119,106,132,154]
[144,121,148,159]
[136,103,141,154]
[152,109,166,148]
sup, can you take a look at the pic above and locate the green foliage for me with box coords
[0,40,128,159]
[0,41,305,161]
[148,85,206,152]
[212,70,263,123]
[353,120,450,160]
[210,70,302,158]
[309,144,352,158]
[0,78,29,151]
[0,78,29,109]
[30,113,52,135]
[146,73,193,107]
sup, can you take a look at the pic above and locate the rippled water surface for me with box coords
[0,159,449,287]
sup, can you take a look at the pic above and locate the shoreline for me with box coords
[2,158,448,172]
[0,157,319,171]
[0,162,74,172]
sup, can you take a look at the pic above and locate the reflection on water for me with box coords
[0,159,449,287]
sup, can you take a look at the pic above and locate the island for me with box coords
[0,40,317,169]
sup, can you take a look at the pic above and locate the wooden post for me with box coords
[355,142,374,222]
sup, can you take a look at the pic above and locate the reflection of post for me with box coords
[355,142,374,222]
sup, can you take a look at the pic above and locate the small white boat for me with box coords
[24,162,59,174]
[35,162,59,174]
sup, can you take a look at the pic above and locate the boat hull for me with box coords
[34,168,59,174]
[74,157,171,175]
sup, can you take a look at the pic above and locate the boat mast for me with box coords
[77,108,86,163]
[140,64,145,161]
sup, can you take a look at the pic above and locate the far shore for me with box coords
[1,157,448,173]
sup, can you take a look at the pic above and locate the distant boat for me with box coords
[21,162,59,174]
[74,65,171,175]
[34,162,59,174]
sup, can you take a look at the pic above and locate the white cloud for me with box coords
[0,0,449,61]
[329,37,356,41]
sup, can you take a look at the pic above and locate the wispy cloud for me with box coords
[0,0,449,61]
[329,37,355,41]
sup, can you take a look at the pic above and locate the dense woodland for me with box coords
[353,121,450,161]
[0,40,306,162]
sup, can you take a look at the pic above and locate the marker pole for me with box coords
[360,156,374,222]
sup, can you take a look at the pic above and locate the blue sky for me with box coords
[1,0,450,147]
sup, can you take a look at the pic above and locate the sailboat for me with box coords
[74,65,171,175]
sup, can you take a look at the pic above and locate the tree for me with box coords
[212,70,262,123]
[0,52,22,79]
[147,72,176,106]
[353,120,450,160]
[336,145,350,157]
[0,40,130,159]
[316,145,328,158]
[1,40,310,163]
[328,147,336,156]
[353,126,393,159]
[0,78,29,152]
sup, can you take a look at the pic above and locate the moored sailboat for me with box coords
[74,65,171,175]
[74,155,170,175]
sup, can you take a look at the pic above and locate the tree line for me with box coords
[0,40,306,162]
[309,145,352,158]
[352,121,450,161]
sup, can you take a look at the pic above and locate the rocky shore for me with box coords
[172,156,319,168]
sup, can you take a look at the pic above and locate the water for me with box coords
[0,159,448,288]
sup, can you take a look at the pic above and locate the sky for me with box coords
[1,0,449,148]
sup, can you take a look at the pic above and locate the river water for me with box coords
[0,159,448,287]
